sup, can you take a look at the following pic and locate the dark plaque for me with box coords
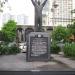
[26,32,50,61]
[30,37,48,57]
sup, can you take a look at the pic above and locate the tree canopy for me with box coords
[1,20,17,42]
[52,26,70,42]
[0,0,8,12]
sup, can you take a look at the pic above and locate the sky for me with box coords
[0,0,35,29]
[0,0,75,29]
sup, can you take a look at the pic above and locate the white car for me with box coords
[19,43,27,53]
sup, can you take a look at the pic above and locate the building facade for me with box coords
[50,0,73,27]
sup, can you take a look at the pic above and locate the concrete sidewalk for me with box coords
[0,53,69,71]
[52,54,75,68]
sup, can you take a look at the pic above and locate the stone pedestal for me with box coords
[26,32,51,61]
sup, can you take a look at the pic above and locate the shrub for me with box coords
[1,45,9,55]
[0,42,21,55]
[9,45,21,54]
[52,26,70,42]
[67,22,75,36]
[0,43,9,55]
[51,42,60,54]
[63,43,75,57]
[0,44,2,54]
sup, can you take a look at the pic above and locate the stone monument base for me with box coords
[26,32,51,61]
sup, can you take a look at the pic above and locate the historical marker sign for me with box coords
[26,32,50,61]
[30,37,48,56]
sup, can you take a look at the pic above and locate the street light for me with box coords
[51,1,58,30]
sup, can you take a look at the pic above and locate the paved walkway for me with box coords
[52,54,75,68]
[0,53,70,71]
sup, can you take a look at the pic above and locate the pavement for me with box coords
[52,54,75,68]
[0,53,70,71]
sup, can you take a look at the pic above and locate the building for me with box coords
[50,0,73,27]
[17,14,28,25]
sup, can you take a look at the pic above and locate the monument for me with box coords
[26,0,50,61]
[31,0,47,32]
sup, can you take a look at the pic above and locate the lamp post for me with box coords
[51,1,58,30]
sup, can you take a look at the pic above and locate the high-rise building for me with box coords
[51,0,73,27]
[2,13,28,25]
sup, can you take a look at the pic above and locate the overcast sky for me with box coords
[0,0,35,29]
[0,0,34,15]
[0,0,75,29]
